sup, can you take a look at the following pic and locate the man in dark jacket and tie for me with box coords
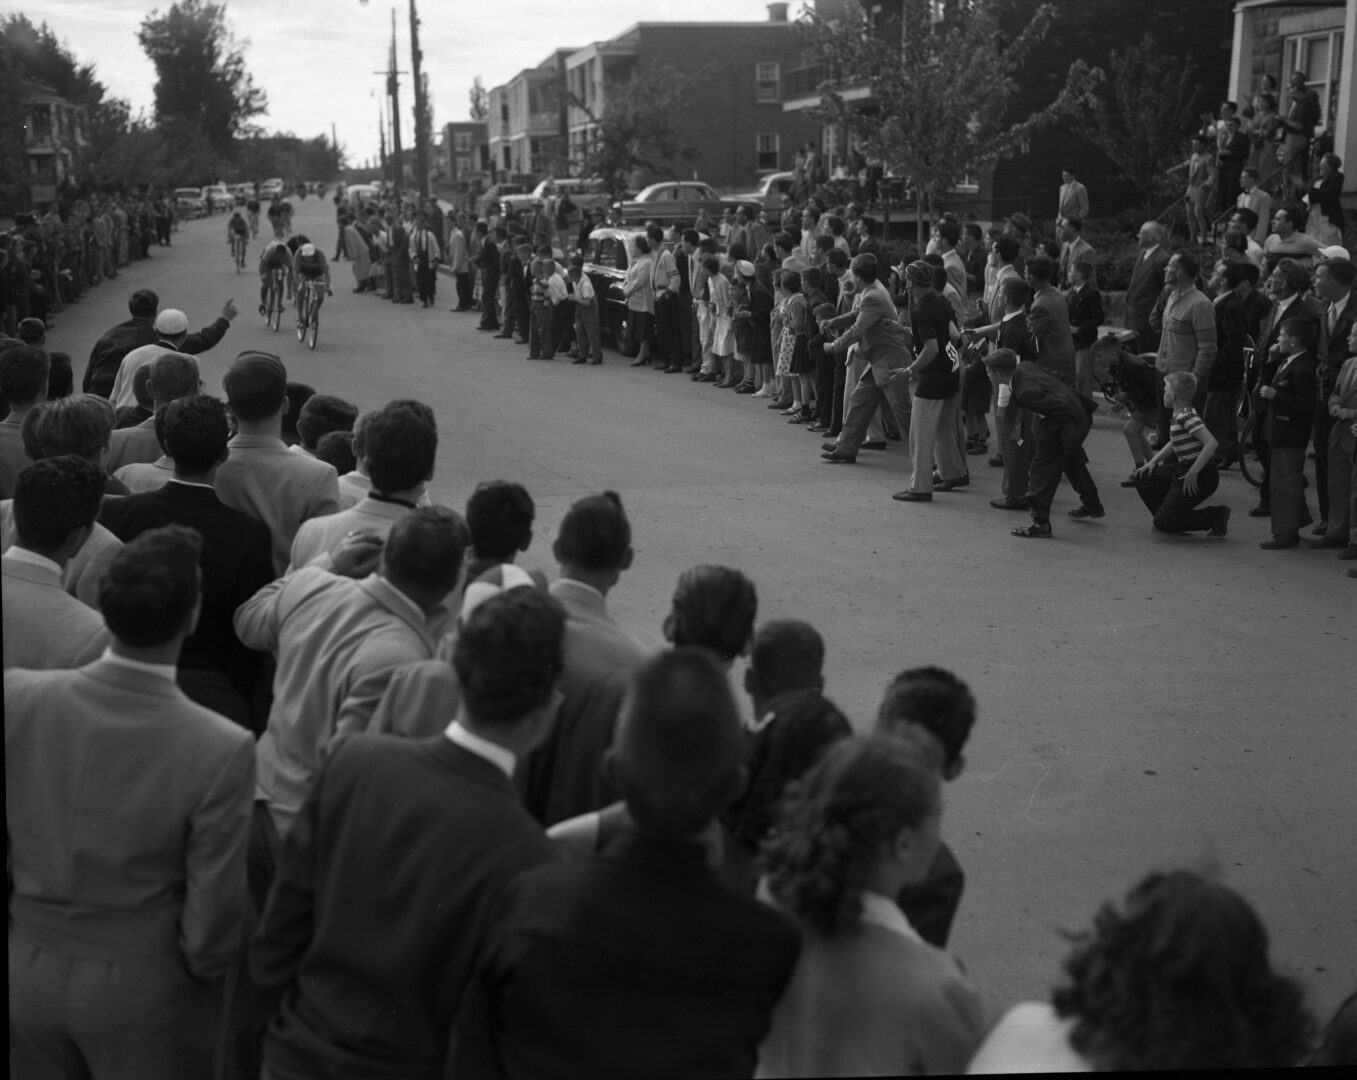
[1125,222,1171,353]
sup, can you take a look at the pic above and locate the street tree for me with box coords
[568,67,703,196]
[798,0,1101,238]
[468,76,488,123]
[137,0,266,156]
[1075,31,1203,208]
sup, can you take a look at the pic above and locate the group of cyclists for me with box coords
[225,192,332,345]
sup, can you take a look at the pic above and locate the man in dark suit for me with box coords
[1205,260,1253,465]
[1311,258,1357,539]
[7,525,255,1080]
[475,222,501,330]
[1025,254,1077,385]
[1125,221,1171,353]
[99,394,274,732]
[252,589,566,1080]
[1008,361,1104,538]
[1258,316,1319,548]
[450,648,802,1080]
[83,288,233,399]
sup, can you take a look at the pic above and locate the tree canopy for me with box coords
[798,0,1100,227]
[137,0,266,155]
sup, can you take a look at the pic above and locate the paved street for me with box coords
[46,197,1356,1021]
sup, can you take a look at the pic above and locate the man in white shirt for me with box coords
[1263,204,1324,272]
[289,400,437,569]
[1236,167,1272,246]
[2,455,109,670]
[568,256,603,364]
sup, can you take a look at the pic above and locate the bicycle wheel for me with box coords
[307,302,319,350]
[1237,412,1263,488]
[270,287,282,333]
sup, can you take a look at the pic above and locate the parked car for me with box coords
[174,187,206,217]
[229,184,250,205]
[580,226,707,358]
[201,183,231,213]
[260,177,285,198]
[618,181,737,227]
[502,177,615,222]
[731,171,795,211]
[476,183,525,218]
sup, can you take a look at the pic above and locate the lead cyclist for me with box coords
[293,242,333,323]
[258,225,295,314]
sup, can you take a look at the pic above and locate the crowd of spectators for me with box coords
[1,192,176,335]
[2,235,1356,1072]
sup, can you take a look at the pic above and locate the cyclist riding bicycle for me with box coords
[227,211,249,244]
[279,199,294,234]
[246,198,261,236]
[259,226,295,313]
[293,242,333,322]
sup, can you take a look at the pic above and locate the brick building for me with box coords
[1227,0,1356,213]
[487,49,576,184]
[563,6,818,189]
[20,80,87,206]
[441,121,490,188]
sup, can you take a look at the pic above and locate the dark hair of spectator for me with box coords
[1222,261,1251,290]
[0,346,50,407]
[314,430,357,475]
[555,490,631,571]
[995,236,1021,264]
[147,352,199,403]
[666,565,757,661]
[616,647,746,838]
[645,223,664,244]
[1278,203,1307,231]
[702,254,721,275]
[16,317,45,345]
[826,247,850,269]
[360,396,436,492]
[464,479,534,560]
[1274,258,1312,295]
[781,270,803,293]
[774,232,794,254]
[1053,870,1316,1069]
[130,364,154,410]
[46,351,73,400]
[859,215,878,236]
[1073,260,1096,283]
[281,381,316,443]
[296,395,359,451]
[1279,316,1316,349]
[162,395,230,474]
[1174,250,1200,280]
[12,455,106,552]
[222,353,288,423]
[1234,206,1260,230]
[876,665,977,771]
[1026,253,1057,283]
[1320,257,1355,288]
[937,221,960,246]
[850,253,878,282]
[762,734,940,937]
[383,506,470,593]
[633,235,650,255]
[128,289,159,319]
[453,588,566,725]
[721,689,851,855]
[681,228,700,245]
[98,524,203,647]
[749,619,825,700]
[1003,277,1031,307]
[21,394,114,462]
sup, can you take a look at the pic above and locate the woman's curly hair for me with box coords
[721,689,851,854]
[1053,870,1316,1069]
[758,734,939,939]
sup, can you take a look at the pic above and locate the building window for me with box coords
[1286,30,1345,131]
[756,133,780,172]
[950,171,979,194]
[456,155,471,172]
[755,62,780,103]
[454,132,472,151]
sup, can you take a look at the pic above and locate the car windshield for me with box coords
[595,237,628,271]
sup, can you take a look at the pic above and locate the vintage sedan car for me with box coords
[731,171,795,211]
[618,181,739,227]
[174,187,207,217]
[475,183,525,218]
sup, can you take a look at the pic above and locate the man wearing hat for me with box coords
[1003,213,1034,269]
[566,257,603,364]
[109,305,232,410]
[86,289,237,401]
[819,254,914,464]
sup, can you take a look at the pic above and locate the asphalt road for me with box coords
[47,197,1357,1026]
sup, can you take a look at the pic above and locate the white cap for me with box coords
[460,563,535,622]
[300,243,317,257]
[1319,245,1350,261]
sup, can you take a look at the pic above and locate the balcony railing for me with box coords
[783,62,831,99]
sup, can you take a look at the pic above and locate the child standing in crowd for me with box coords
[962,338,992,455]
[709,257,736,387]
[779,271,813,422]
[1258,316,1318,548]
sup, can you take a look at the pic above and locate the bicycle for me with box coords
[295,277,328,350]
[1235,335,1264,488]
[263,266,288,332]
[229,233,246,273]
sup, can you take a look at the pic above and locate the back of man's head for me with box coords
[750,619,825,699]
[364,399,437,493]
[382,505,470,596]
[664,564,757,662]
[453,587,566,725]
[223,352,287,422]
[466,479,535,561]
[21,394,115,463]
[314,430,357,475]
[554,490,633,572]
[296,394,359,452]
[615,648,746,838]
[162,395,230,474]
[98,524,202,647]
[937,221,960,246]
[147,352,199,407]
[12,455,105,553]
[996,236,1021,265]
[127,289,159,319]
[1026,253,1057,284]
[875,665,977,777]
[0,346,50,410]
[1004,277,1032,308]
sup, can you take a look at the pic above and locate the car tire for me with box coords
[614,309,640,359]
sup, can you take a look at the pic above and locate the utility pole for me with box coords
[409,0,430,201]
[378,105,388,183]
[388,8,404,189]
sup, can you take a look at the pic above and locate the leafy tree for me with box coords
[1075,31,1203,207]
[137,0,266,155]
[468,75,488,123]
[1,13,106,104]
[798,0,1101,236]
[0,35,29,212]
[567,67,703,197]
